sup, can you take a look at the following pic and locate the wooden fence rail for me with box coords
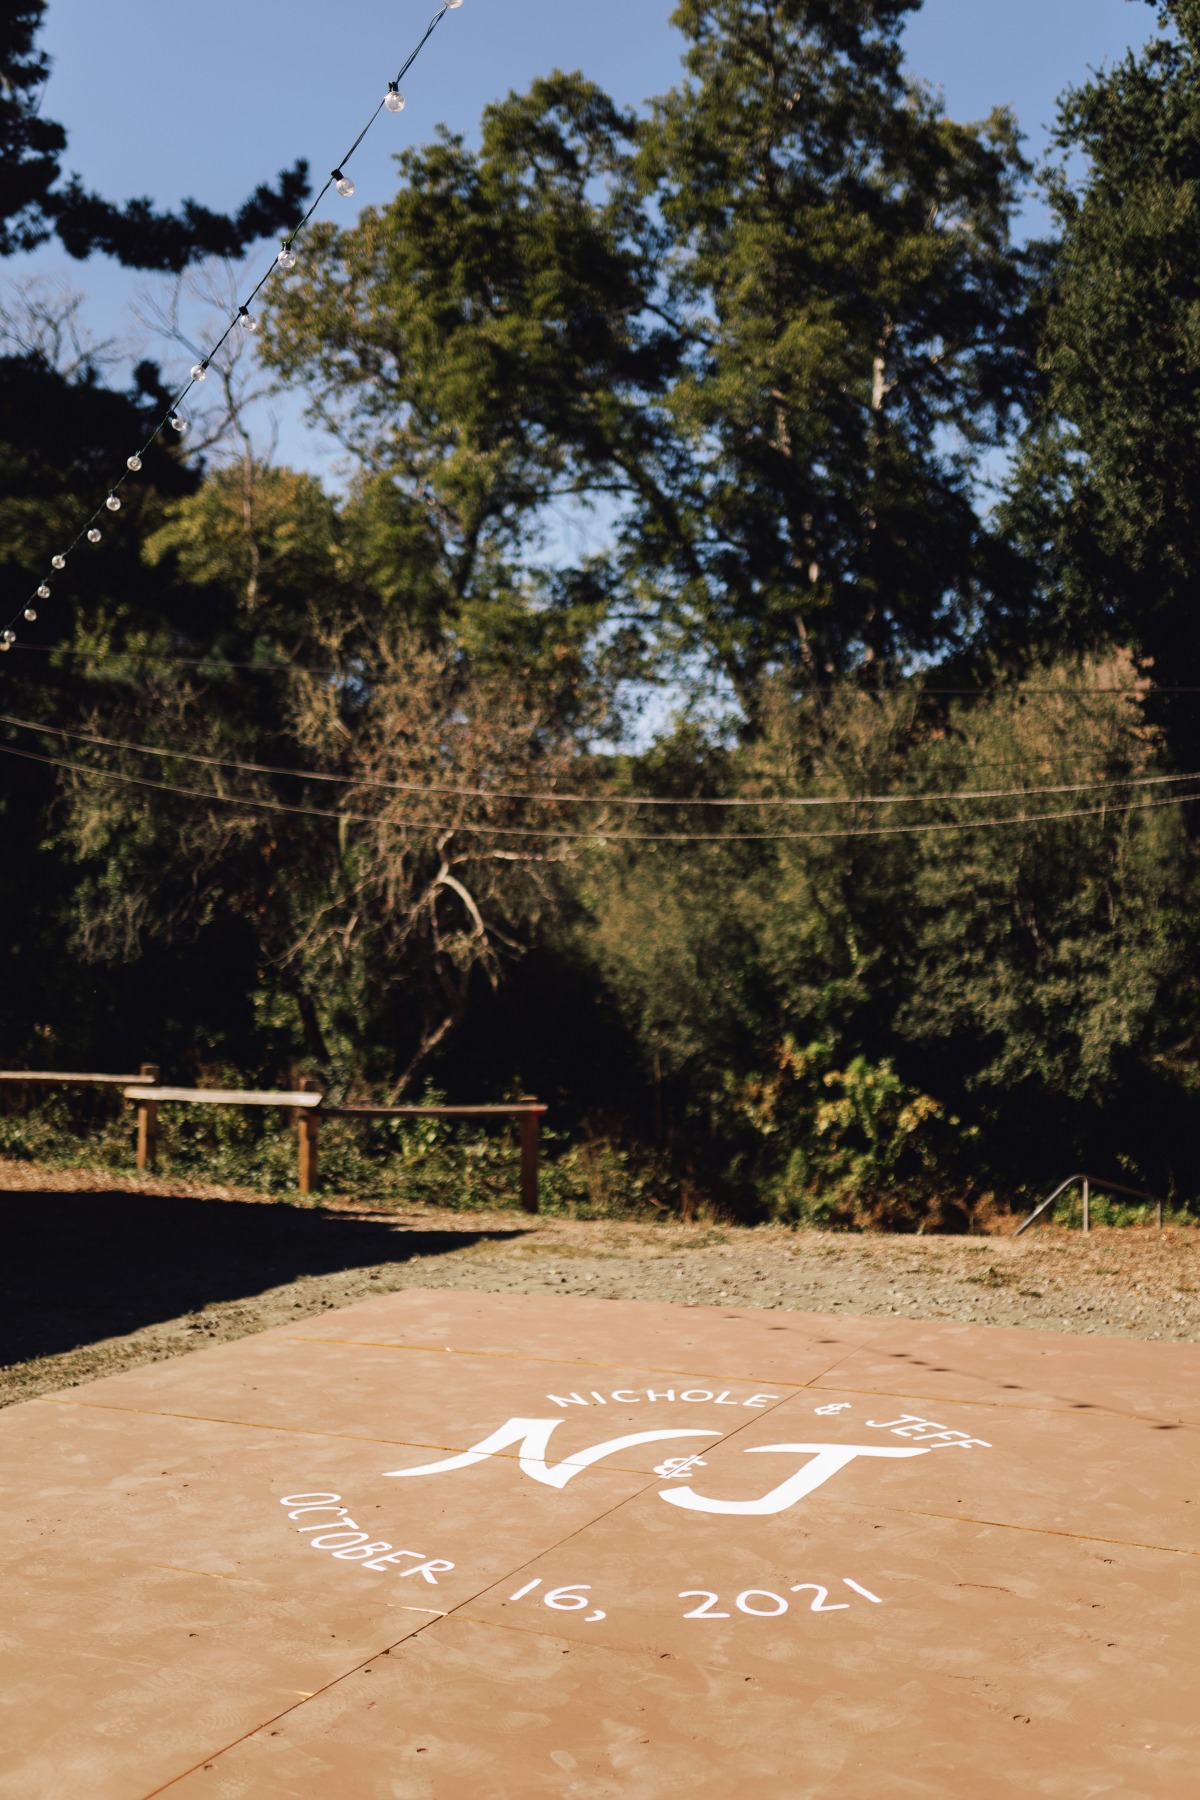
[120,1086,546,1210]
[0,1067,160,1164]
[121,1087,322,1190]
[0,1070,546,1210]
[0,1066,159,1088]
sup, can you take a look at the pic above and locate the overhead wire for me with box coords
[0,687,1182,785]
[1,1,462,648]
[1,737,1197,845]
[1,711,1197,810]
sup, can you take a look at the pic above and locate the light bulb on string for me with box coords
[36,584,50,599]
[24,0,461,600]
[1,632,15,651]
[23,607,36,623]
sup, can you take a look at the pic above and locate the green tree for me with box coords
[263,6,1033,703]
[639,0,1033,694]
[1007,1,1200,715]
[43,618,583,1092]
[261,72,661,678]
[2,2,308,267]
[577,657,1195,1213]
[896,656,1194,1176]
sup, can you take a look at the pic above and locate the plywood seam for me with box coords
[283,1332,869,1387]
[888,1506,1200,1560]
[23,1399,812,1479]
[138,1387,806,1796]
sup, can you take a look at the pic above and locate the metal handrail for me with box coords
[1015,1172,1165,1237]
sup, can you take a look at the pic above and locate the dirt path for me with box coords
[2,1160,1197,1409]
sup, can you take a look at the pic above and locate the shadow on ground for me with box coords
[0,1186,524,1365]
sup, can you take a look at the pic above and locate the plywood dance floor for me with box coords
[2,1289,1199,1798]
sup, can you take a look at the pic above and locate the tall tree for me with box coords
[1007,2,1200,715]
[261,71,663,681]
[1,2,308,269]
[639,0,1033,695]
[262,5,1033,704]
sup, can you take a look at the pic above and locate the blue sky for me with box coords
[10,0,1161,473]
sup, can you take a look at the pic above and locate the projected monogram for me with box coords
[384,1418,930,1517]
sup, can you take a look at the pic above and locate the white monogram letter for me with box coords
[384,1418,718,1490]
[659,1442,930,1517]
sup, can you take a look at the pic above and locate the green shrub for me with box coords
[0,1087,677,1220]
[733,1037,980,1231]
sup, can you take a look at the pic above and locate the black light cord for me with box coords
[2,2,460,649]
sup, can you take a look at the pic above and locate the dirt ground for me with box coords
[2,1158,1198,1410]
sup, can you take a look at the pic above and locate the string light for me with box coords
[36,584,50,600]
[23,607,36,622]
[4,1,464,651]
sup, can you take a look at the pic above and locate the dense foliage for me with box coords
[2,0,1199,1224]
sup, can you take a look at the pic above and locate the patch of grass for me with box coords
[1028,1193,1195,1231]
[966,1265,1015,1289]
[681,1228,731,1250]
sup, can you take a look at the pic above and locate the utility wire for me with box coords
[1,2,461,648]
[1,711,1196,810]
[0,686,1175,784]
[2,739,1196,845]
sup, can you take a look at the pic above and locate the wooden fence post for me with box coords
[518,1097,539,1215]
[134,1065,160,1175]
[136,1098,158,1174]
[297,1077,319,1197]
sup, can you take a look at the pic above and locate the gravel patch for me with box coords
[2,1160,1196,1409]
